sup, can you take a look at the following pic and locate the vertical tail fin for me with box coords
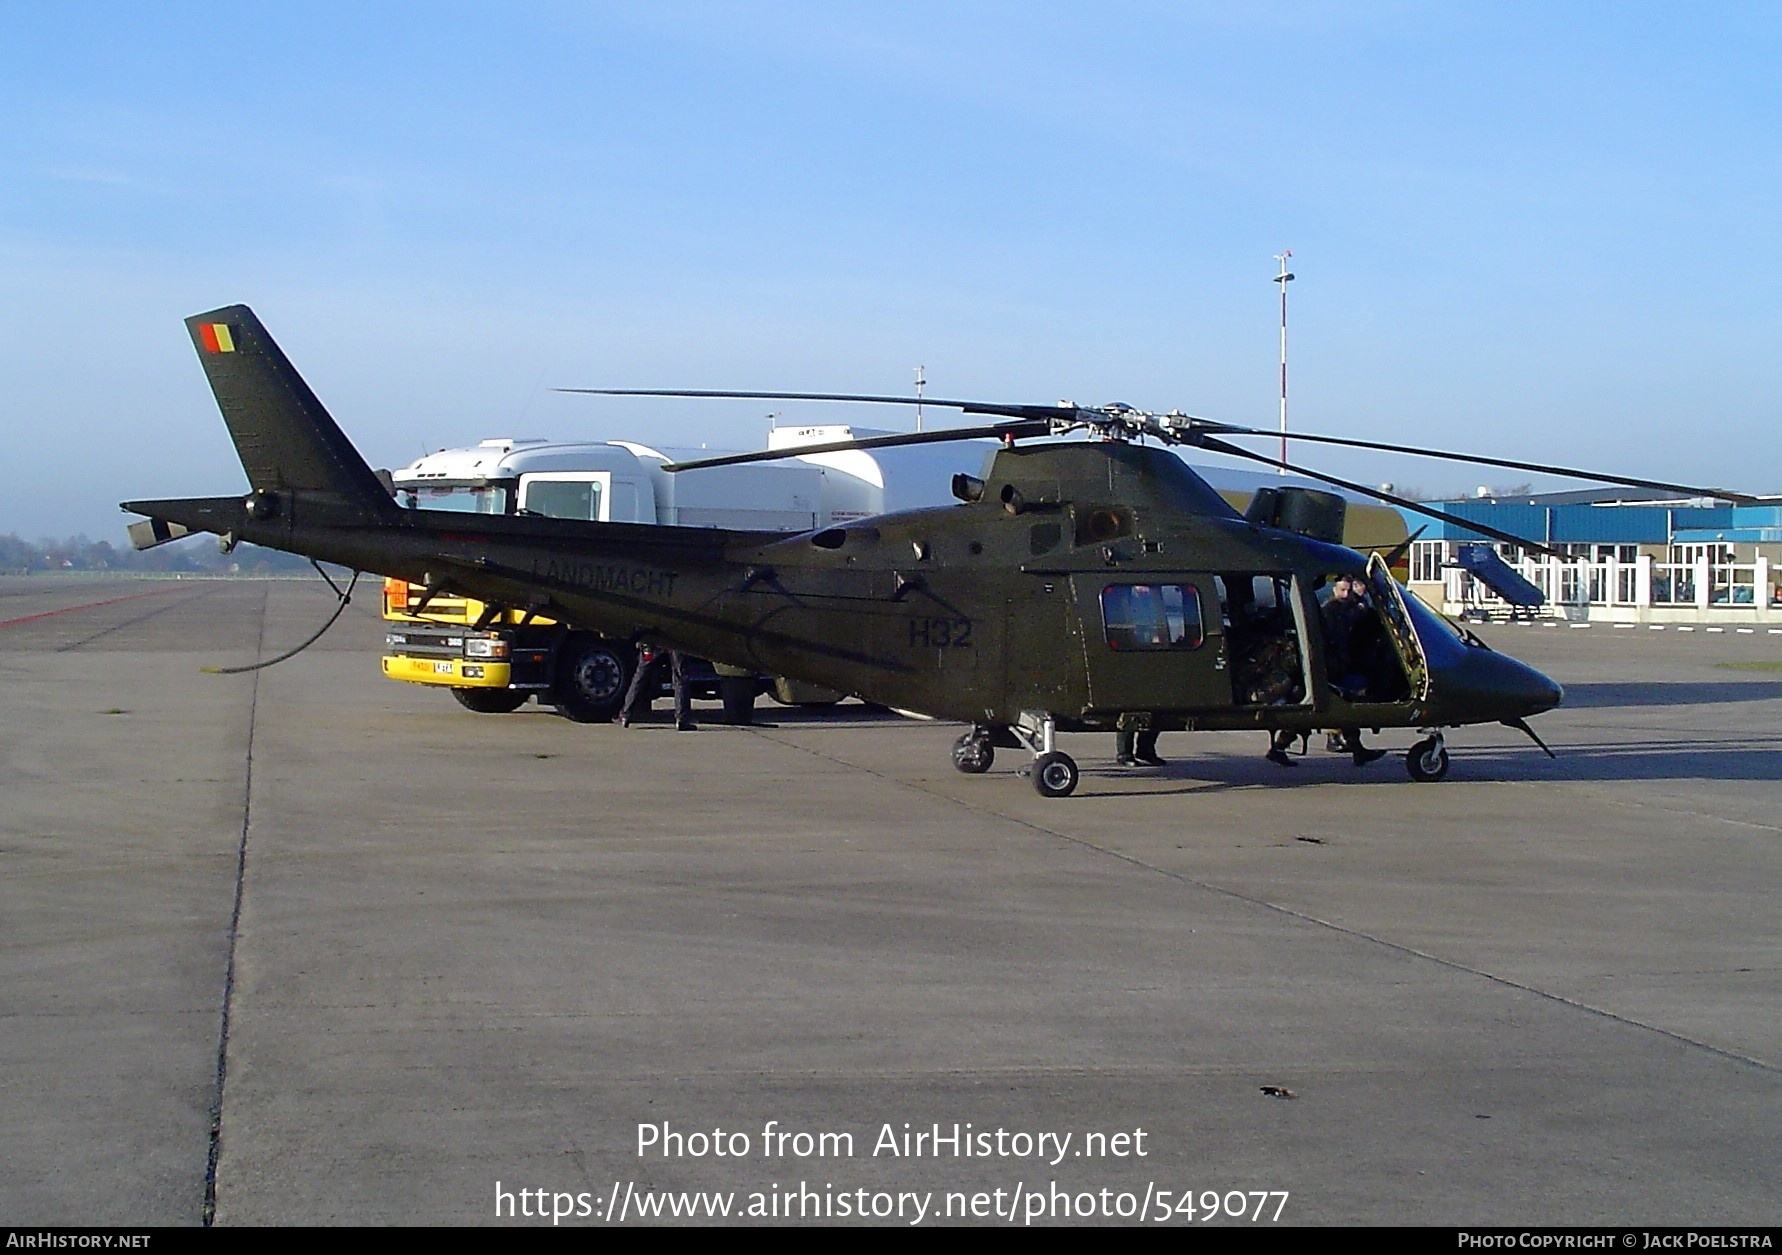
[186,305,394,512]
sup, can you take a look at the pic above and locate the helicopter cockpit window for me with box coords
[1099,583,1203,651]
[1401,585,1471,669]
[400,483,509,515]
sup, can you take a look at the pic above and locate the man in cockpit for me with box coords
[1319,574,1386,767]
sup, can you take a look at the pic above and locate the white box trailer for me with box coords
[391,428,944,529]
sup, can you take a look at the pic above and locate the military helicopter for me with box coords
[125,305,1753,797]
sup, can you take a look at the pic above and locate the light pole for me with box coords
[1273,250,1294,469]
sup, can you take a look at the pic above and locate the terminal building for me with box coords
[1395,489,1782,626]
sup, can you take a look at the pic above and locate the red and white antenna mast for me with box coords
[1273,250,1295,469]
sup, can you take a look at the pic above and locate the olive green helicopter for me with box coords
[125,305,1753,797]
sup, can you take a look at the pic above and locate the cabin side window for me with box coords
[1099,583,1204,651]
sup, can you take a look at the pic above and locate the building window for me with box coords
[1410,541,1446,584]
[1670,543,1735,565]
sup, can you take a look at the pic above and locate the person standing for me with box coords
[1116,726,1165,767]
[1265,727,1300,767]
[1320,575,1385,766]
[618,642,695,731]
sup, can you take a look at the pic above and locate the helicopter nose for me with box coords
[1519,662,1564,714]
[1436,649,1563,723]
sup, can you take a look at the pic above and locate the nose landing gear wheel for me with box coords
[951,731,994,774]
[1406,736,1450,782]
[1031,751,1080,798]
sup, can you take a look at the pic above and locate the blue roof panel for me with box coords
[1394,500,1780,544]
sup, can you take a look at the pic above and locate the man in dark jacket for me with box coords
[1319,575,1385,766]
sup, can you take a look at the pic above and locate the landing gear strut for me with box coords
[1017,713,1078,798]
[954,716,1079,797]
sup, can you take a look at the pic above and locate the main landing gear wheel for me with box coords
[1406,736,1450,782]
[1031,751,1080,798]
[553,636,630,723]
[952,731,994,774]
[451,687,527,714]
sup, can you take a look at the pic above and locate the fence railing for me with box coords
[1441,555,1774,615]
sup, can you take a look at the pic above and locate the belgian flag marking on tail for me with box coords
[198,322,236,353]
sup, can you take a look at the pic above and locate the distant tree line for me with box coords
[0,532,316,575]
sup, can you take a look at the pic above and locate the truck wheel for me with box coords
[554,637,631,723]
[451,687,528,714]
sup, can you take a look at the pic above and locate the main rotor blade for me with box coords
[559,388,1076,424]
[660,420,1056,472]
[1199,422,1756,504]
[1195,435,1570,559]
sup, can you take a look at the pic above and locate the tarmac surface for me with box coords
[3,574,1779,1226]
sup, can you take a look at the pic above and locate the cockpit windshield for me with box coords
[1400,584,1474,669]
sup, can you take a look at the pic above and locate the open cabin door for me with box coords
[1365,552,1431,703]
[1218,573,1316,711]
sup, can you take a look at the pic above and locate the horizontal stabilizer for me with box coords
[127,517,193,551]
[121,495,253,542]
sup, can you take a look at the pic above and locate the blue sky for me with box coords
[3,2,1778,538]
